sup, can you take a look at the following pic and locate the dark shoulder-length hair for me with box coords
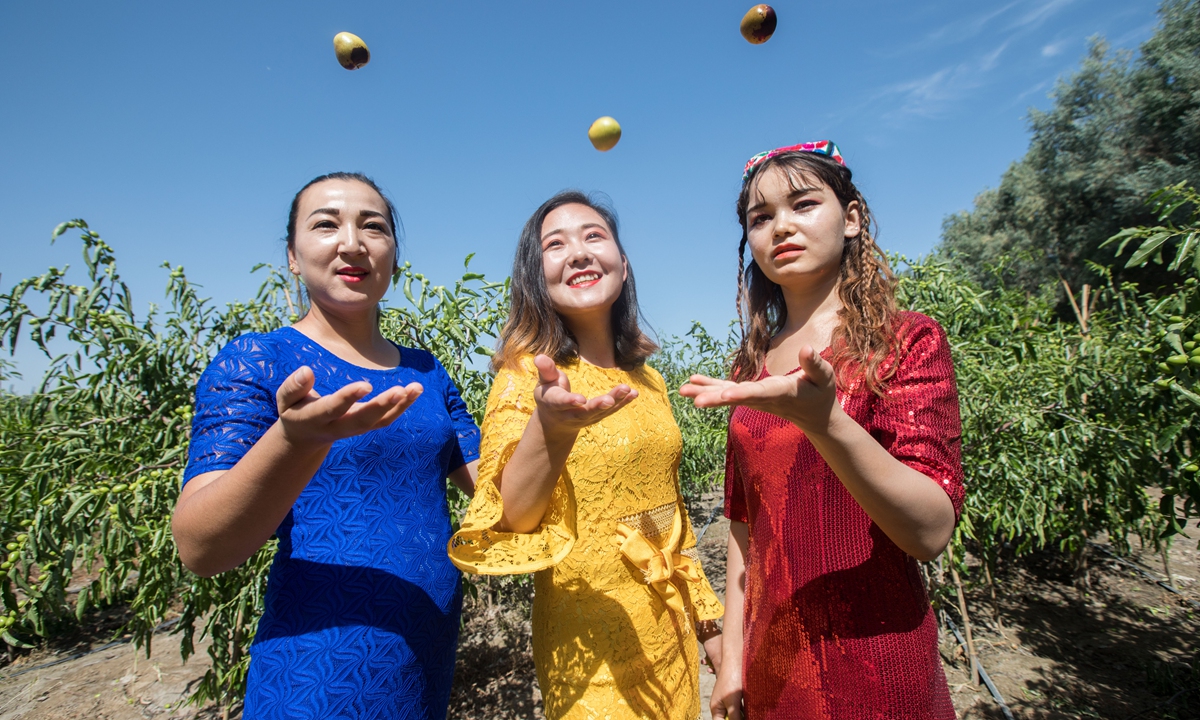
[491,190,658,372]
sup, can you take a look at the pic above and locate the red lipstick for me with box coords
[566,270,602,289]
[336,266,369,283]
[772,243,804,260]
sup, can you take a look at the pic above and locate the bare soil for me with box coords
[0,622,217,719]
[0,493,1195,719]
[940,535,1200,720]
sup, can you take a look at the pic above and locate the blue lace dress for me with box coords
[184,328,481,720]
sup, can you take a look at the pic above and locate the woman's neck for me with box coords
[292,302,398,369]
[776,270,843,349]
[564,312,618,369]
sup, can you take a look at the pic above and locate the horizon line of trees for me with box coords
[936,0,1199,295]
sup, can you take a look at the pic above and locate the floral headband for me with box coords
[742,140,845,181]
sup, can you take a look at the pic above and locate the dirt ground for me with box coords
[0,626,217,720]
[0,492,1195,719]
[939,534,1200,720]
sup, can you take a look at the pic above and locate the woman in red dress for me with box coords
[681,141,963,720]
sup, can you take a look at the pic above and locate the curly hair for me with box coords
[731,153,899,395]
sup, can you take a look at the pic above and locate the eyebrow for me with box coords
[746,187,820,215]
[540,222,607,242]
[307,208,391,227]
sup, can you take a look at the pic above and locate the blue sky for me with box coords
[0,0,1161,386]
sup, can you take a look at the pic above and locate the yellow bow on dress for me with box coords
[614,508,701,631]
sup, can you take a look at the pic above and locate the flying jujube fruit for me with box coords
[588,116,622,152]
[740,5,777,44]
[333,32,370,70]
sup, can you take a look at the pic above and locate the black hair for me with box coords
[285,172,402,270]
[492,190,658,371]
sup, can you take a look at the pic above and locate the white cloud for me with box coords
[881,65,972,118]
[1041,40,1068,57]
[879,40,1010,118]
[1010,0,1077,30]
[981,41,1011,71]
[871,0,1092,121]
[924,2,1021,45]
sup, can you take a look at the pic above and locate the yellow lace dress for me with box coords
[448,357,724,720]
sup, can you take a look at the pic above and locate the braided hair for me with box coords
[731,152,899,396]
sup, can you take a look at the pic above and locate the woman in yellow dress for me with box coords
[448,191,724,719]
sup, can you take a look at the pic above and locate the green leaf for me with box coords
[51,219,87,243]
[1166,332,1185,355]
[62,494,95,525]
[1126,231,1174,267]
[1170,232,1199,272]
[1160,494,1176,517]
[1170,382,1200,407]
[2,630,35,649]
[75,586,90,622]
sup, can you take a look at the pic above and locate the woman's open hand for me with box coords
[679,345,836,434]
[532,354,637,437]
[276,366,423,446]
[702,632,723,675]
[710,659,744,720]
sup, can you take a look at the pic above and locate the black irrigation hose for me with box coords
[1087,541,1200,611]
[944,614,1016,720]
[696,500,725,544]
[0,617,180,681]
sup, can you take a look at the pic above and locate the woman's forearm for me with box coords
[802,406,955,561]
[495,409,577,533]
[172,421,331,577]
[449,460,479,497]
[721,521,749,674]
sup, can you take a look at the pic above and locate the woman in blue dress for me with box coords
[172,172,479,719]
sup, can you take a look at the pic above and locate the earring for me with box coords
[290,266,299,275]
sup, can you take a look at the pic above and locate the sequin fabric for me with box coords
[184,328,481,720]
[449,358,723,720]
[725,312,964,720]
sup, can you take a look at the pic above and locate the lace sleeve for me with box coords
[447,360,576,575]
[436,359,481,471]
[184,334,282,486]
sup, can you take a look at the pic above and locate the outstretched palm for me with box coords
[679,345,836,434]
[276,365,424,446]
[533,354,637,434]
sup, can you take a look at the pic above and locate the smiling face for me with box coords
[288,178,397,318]
[744,166,861,291]
[540,203,628,328]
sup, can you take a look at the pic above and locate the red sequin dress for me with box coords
[725,312,964,720]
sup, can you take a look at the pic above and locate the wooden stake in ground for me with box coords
[982,559,1006,638]
[948,544,980,685]
[1161,537,1177,591]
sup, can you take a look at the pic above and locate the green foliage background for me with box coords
[3,210,1198,707]
[0,3,1198,708]
[938,0,1200,293]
